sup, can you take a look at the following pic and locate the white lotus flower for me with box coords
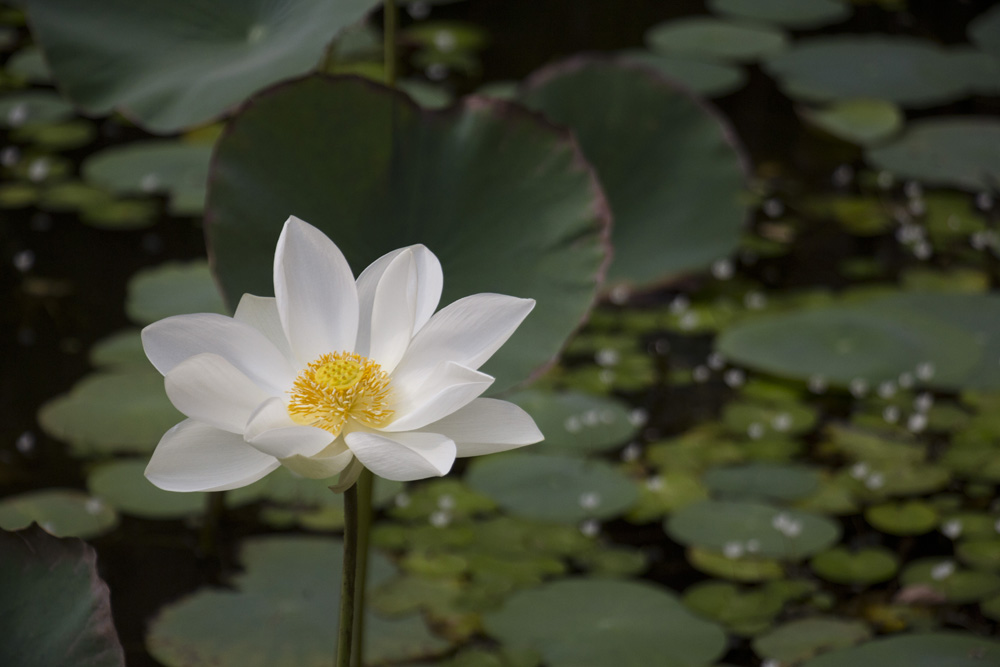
[142,216,542,491]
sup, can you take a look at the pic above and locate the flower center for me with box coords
[287,352,393,436]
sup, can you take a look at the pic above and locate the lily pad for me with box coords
[38,371,184,455]
[89,329,148,369]
[686,546,785,582]
[708,0,851,29]
[0,90,74,127]
[667,500,841,560]
[865,501,939,536]
[867,118,1000,192]
[956,539,1000,572]
[627,471,709,523]
[147,536,449,666]
[810,546,899,585]
[0,526,125,667]
[753,617,871,664]
[465,453,638,523]
[507,389,637,455]
[682,580,785,635]
[24,0,382,133]
[900,558,1000,603]
[764,36,987,107]
[969,4,1000,60]
[86,460,208,519]
[83,140,213,215]
[126,261,227,325]
[483,579,727,667]
[206,75,609,392]
[802,633,1000,667]
[646,17,789,62]
[703,462,820,502]
[617,50,747,97]
[519,58,749,286]
[0,490,118,539]
[803,99,903,146]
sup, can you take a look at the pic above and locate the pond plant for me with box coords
[3,0,1000,666]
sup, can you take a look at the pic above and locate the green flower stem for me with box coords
[336,482,359,667]
[351,468,375,667]
[198,491,225,556]
[384,0,397,87]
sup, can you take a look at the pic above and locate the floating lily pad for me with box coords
[126,261,227,325]
[686,546,785,582]
[507,389,637,455]
[38,371,184,455]
[11,118,96,150]
[627,471,709,523]
[867,118,1000,192]
[80,198,159,230]
[89,329,147,369]
[956,539,1000,572]
[617,50,747,97]
[5,46,51,83]
[703,462,820,502]
[969,4,1000,60]
[519,58,748,286]
[810,546,899,585]
[667,500,840,560]
[646,17,789,62]
[465,453,638,523]
[0,490,118,539]
[753,617,871,664]
[866,501,938,536]
[83,140,213,215]
[483,579,727,667]
[0,90,74,127]
[38,181,113,212]
[207,76,609,392]
[682,580,785,635]
[0,526,125,667]
[764,37,985,107]
[802,633,1000,667]
[708,0,851,29]
[722,400,818,438]
[87,460,208,519]
[147,536,449,666]
[900,558,1000,603]
[25,0,382,133]
[803,99,903,146]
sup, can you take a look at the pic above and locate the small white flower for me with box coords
[142,216,542,491]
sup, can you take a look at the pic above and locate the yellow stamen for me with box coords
[287,352,392,436]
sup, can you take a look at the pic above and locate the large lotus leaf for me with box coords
[483,579,727,667]
[507,389,637,455]
[38,371,183,455]
[519,59,748,286]
[0,526,125,667]
[866,118,1000,192]
[802,633,1000,667]
[0,490,118,539]
[716,292,997,391]
[83,141,213,215]
[970,5,1000,59]
[666,500,841,561]
[708,0,851,29]
[126,260,227,325]
[465,452,638,523]
[646,17,788,62]
[23,0,381,133]
[147,536,449,666]
[764,36,987,107]
[206,76,609,391]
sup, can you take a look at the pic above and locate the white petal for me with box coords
[274,216,359,364]
[383,362,493,432]
[145,419,280,492]
[366,249,417,372]
[164,353,271,433]
[234,294,295,365]
[391,294,535,388]
[345,431,456,481]
[423,398,543,457]
[142,313,294,395]
[243,397,334,459]
[356,245,443,356]
[281,441,355,479]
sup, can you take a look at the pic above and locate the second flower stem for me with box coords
[350,468,374,667]
[336,481,359,667]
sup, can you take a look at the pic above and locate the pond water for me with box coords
[3,0,1000,666]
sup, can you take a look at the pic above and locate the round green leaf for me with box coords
[0,490,118,539]
[969,4,1000,60]
[900,558,1000,603]
[0,90,74,128]
[83,140,213,215]
[38,371,183,455]
[89,329,147,369]
[867,117,1000,192]
[126,261,227,325]
[206,76,609,391]
[956,539,1000,572]
[519,58,748,286]
[703,462,821,502]
[810,546,899,585]
[465,453,638,523]
[686,546,785,582]
[803,99,903,146]
[682,581,784,635]
[483,579,727,667]
[25,0,382,132]
[802,633,1000,667]
[866,501,939,536]
[617,50,747,97]
[666,500,841,560]
[87,460,208,519]
[646,18,789,62]
[708,0,851,29]
[0,526,125,667]
[11,119,96,150]
[753,617,871,664]
[507,389,637,455]
[5,46,52,83]
[147,536,449,666]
